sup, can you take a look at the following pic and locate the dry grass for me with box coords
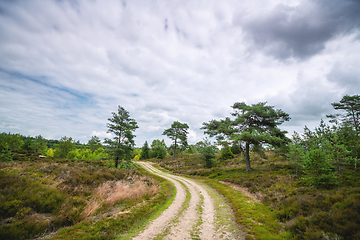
[82,177,159,219]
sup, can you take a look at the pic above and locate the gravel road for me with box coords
[133,162,244,240]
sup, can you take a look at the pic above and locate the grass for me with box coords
[202,178,291,239]
[53,168,175,240]
[193,178,244,239]
[2,148,359,239]
[148,151,360,239]
[0,151,176,240]
[189,194,203,240]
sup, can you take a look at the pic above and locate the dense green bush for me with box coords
[150,139,167,159]
[198,139,217,168]
[220,145,234,160]
[302,149,338,188]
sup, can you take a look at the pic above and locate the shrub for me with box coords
[231,143,242,155]
[220,145,234,160]
[302,149,338,188]
[0,146,13,163]
[198,139,217,168]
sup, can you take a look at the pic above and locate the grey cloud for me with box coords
[327,63,360,95]
[237,0,360,60]
[0,0,358,147]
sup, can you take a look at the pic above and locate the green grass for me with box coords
[200,178,291,239]
[148,151,360,239]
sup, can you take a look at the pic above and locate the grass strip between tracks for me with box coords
[153,180,190,240]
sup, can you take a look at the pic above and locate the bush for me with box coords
[231,143,242,155]
[0,146,13,163]
[198,140,217,168]
[302,149,338,188]
[220,146,234,160]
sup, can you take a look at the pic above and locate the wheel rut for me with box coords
[134,162,244,240]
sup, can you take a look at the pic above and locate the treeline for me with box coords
[0,134,108,162]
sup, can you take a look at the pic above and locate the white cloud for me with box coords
[91,131,112,139]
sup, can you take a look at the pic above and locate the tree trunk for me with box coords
[173,138,177,160]
[115,156,119,168]
[245,142,251,171]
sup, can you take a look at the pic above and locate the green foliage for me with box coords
[220,144,234,160]
[163,121,189,159]
[140,141,150,160]
[0,153,166,240]
[66,147,108,160]
[87,136,102,151]
[202,102,290,171]
[0,133,23,150]
[46,148,54,157]
[202,178,291,239]
[132,147,141,160]
[33,135,47,154]
[21,137,33,151]
[0,145,13,163]
[338,123,360,165]
[302,149,338,188]
[291,119,360,188]
[150,139,167,159]
[0,173,65,220]
[287,132,306,176]
[54,136,76,158]
[327,94,360,133]
[186,144,199,154]
[105,105,138,168]
[198,139,217,168]
[44,139,60,149]
[231,142,242,155]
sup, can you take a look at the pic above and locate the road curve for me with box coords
[133,162,244,240]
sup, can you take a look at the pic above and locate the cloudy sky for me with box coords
[0,0,359,146]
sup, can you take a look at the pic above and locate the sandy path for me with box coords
[133,162,187,240]
[134,162,243,240]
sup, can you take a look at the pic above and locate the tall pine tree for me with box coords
[105,106,138,168]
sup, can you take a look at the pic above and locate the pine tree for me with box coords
[163,121,189,160]
[105,106,138,168]
[202,102,290,171]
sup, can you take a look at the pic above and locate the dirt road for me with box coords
[133,162,244,240]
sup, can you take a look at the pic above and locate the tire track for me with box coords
[134,162,242,240]
[133,162,187,240]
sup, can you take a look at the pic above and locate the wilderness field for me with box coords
[149,151,360,240]
[1,148,360,239]
[0,150,174,240]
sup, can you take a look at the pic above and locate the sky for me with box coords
[0,0,359,147]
